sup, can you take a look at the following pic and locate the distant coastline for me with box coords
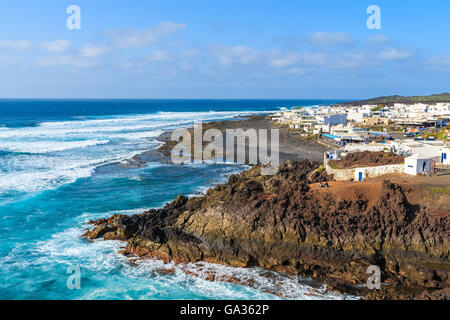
[338,92,450,106]
[155,115,328,164]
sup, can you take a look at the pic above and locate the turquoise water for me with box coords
[0,99,352,300]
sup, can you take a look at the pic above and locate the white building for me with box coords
[344,144,391,153]
[389,140,444,163]
[404,154,434,175]
[441,147,450,164]
[347,111,368,123]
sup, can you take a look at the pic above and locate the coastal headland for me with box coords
[84,115,449,300]
[156,115,328,164]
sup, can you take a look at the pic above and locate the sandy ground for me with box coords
[308,172,450,214]
[388,171,450,187]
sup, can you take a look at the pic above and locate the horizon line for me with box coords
[0,97,354,101]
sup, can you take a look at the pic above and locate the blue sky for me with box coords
[0,0,449,99]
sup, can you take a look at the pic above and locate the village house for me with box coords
[404,154,434,176]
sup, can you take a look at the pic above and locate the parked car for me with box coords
[398,151,411,157]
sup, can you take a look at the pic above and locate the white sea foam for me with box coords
[0,123,166,139]
[0,149,152,193]
[108,130,163,140]
[25,224,356,300]
[0,139,110,154]
[75,207,155,223]
[37,110,266,127]
[0,110,265,194]
[180,262,355,300]
[0,163,95,193]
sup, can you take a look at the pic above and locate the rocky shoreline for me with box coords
[83,116,449,300]
[156,115,328,164]
[84,160,449,300]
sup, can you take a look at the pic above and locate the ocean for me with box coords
[0,99,353,300]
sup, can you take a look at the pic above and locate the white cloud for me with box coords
[0,40,31,51]
[180,62,194,71]
[282,67,307,75]
[307,32,353,46]
[269,53,301,68]
[210,45,258,66]
[429,53,450,65]
[0,56,22,65]
[36,44,108,68]
[301,52,327,66]
[41,40,70,53]
[378,48,411,60]
[428,53,450,71]
[36,56,72,67]
[104,22,187,48]
[367,34,389,45]
[269,52,326,68]
[147,50,171,62]
[79,44,110,58]
[181,49,199,58]
[229,46,258,64]
[35,55,99,68]
[333,52,369,69]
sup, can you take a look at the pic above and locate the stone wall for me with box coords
[325,161,404,181]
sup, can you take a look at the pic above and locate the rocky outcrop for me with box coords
[329,151,405,169]
[84,160,449,300]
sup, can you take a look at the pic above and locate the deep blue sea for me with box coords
[0,99,354,300]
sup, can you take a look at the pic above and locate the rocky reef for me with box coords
[84,160,449,300]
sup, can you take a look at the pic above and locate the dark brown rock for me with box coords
[84,160,449,300]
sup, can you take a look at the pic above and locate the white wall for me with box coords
[326,162,404,181]
[404,157,432,175]
[442,149,450,165]
[404,157,418,175]
[344,145,390,153]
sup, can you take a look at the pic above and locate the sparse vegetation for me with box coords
[429,186,450,195]
[371,105,383,112]
[339,92,450,106]
[435,129,448,141]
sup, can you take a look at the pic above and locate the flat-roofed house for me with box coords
[442,147,449,165]
[404,154,434,175]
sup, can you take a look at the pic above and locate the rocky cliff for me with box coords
[84,160,449,300]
